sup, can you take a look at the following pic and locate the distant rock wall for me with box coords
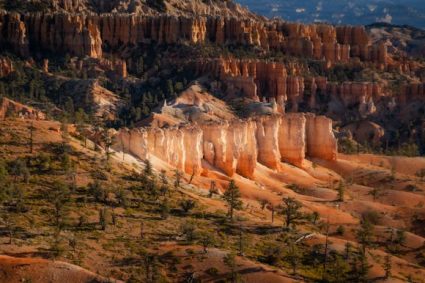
[0,12,387,65]
[114,113,337,178]
[195,58,390,115]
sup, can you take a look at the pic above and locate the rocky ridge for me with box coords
[0,97,46,120]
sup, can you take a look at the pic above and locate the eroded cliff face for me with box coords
[114,113,337,179]
[0,12,387,66]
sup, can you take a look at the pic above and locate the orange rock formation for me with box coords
[114,113,337,178]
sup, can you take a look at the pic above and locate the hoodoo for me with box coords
[114,113,337,178]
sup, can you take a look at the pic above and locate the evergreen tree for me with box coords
[143,159,153,177]
[356,219,374,252]
[222,180,243,220]
[99,207,108,231]
[223,252,238,283]
[28,121,35,153]
[280,197,303,229]
[49,181,71,229]
[337,181,345,202]
[286,242,302,275]
[357,249,371,282]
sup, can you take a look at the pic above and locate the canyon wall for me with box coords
[114,113,337,178]
[196,58,389,114]
[0,12,387,65]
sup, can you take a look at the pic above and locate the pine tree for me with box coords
[286,242,302,275]
[60,119,70,146]
[99,207,108,231]
[223,252,238,283]
[143,159,153,177]
[222,180,243,220]
[357,249,371,282]
[356,219,374,251]
[280,197,303,229]
[28,121,35,153]
[49,181,71,229]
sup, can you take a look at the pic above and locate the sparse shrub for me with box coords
[260,242,284,265]
[88,181,108,203]
[361,210,382,225]
[180,220,197,242]
[198,231,216,253]
[179,199,196,214]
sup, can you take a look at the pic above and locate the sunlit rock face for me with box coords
[278,114,306,167]
[202,120,257,178]
[114,113,337,178]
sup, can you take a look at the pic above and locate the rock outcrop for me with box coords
[114,113,337,178]
[305,114,338,160]
[0,97,46,120]
[342,121,385,146]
